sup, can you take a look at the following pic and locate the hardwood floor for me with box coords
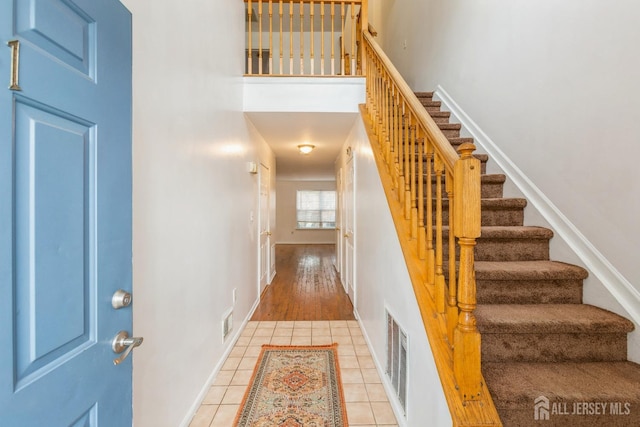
[251,244,355,321]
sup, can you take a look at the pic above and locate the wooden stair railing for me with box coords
[360,30,502,426]
[244,0,364,76]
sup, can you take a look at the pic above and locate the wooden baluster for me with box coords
[340,2,345,75]
[397,101,406,206]
[434,153,446,313]
[351,2,356,75]
[310,1,315,75]
[417,129,426,259]
[320,1,325,75]
[331,2,335,75]
[446,170,458,343]
[425,140,435,287]
[279,0,283,74]
[299,0,304,74]
[258,0,263,75]
[248,0,253,74]
[409,116,417,232]
[269,0,273,74]
[289,0,294,74]
[453,142,482,401]
[404,110,411,219]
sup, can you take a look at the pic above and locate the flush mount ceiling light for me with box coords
[298,144,315,154]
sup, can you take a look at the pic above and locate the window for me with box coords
[296,190,336,229]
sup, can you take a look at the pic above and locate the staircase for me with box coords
[416,91,640,426]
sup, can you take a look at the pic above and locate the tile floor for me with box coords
[189,320,399,427]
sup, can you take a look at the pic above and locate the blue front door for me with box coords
[0,1,133,425]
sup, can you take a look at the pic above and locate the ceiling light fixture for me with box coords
[298,144,315,154]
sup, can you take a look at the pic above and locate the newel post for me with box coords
[453,142,482,401]
[360,0,368,75]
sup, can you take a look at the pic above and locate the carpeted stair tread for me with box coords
[429,111,451,123]
[447,137,475,146]
[484,361,640,404]
[476,304,634,334]
[414,91,434,99]
[476,226,553,239]
[474,260,589,281]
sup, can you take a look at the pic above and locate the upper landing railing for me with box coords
[244,0,365,76]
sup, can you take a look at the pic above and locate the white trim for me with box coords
[179,299,260,427]
[434,84,640,327]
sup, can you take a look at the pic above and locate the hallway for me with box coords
[189,245,398,426]
[251,244,356,321]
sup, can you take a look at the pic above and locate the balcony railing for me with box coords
[245,0,363,76]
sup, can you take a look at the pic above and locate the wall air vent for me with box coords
[386,310,408,416]
[222,310,233,342]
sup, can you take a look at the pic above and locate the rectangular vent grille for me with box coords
[386,310,408,415]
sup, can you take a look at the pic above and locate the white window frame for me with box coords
[296,190,336,230]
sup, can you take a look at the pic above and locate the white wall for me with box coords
[275,179,336,244]
[337,115,451,426]
[374,0,640,361]
[121,1,275,426]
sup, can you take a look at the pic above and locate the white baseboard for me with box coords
[179,298,260,427]
[434,85,640,327]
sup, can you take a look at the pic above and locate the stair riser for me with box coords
[481,333,629,363]
[476,279,583,304]
[441,236,550,262]
[421,179,504,198]
[428,205,524,227]
[440,128,460,138]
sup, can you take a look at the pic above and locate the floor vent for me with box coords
[386,310,408,415]
[222,310,233,342]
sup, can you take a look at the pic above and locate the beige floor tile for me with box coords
[352,335,367,345]
[202,386,227,405]
[277,320,296,327]
[354,344,370,356]
[245,322,258,329]
[312,327,331,337]
[338,355,360,369]
[230,369,254,386]
[258,321,277,328]
[365,383,389,402]
[212,370,234,386]
[188,404,217,427]
[270,336,292,345]
[221,357,241,371]
[341,368,364,384]
[238,356,258,370]
[210,404,240,427]
[331,327,351,336]
[249,336,269,346]
[243,346,263,357]
[337,345,356,357]
[292,328,312,337]
[229,346,247,358]
[294,321,312,328]
[312,320,331,328]
[311,336,333,345]
[346,401,376,425]
[357,355,375,368]
[361,368,382,383]
[333,335,353,346]
[221,385,248,405]
[290,336,312,345]
[343,383,369,402]
[371,401,398,424]
[235,336,252,346]
[329,320,348,327]
[252,328,274,337]
[272,328,293,337]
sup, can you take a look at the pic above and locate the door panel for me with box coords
[345,157,355,304]
[0,0,132,425]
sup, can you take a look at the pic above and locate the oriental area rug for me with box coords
[233,344,348,426]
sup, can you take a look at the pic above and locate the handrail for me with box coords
[244,0,364,76]
[361,30,502,426]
